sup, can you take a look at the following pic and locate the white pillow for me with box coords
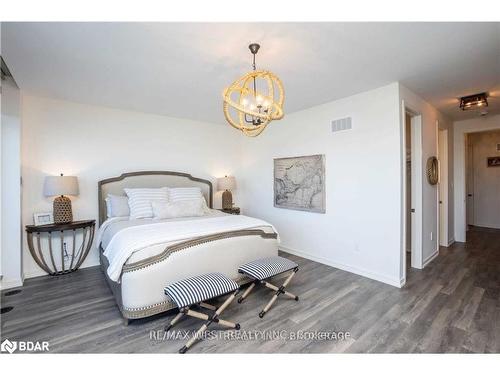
[124,187,169,219]
[169,187,211,214]
[152,199,205,219]
[200,197,211,214]
[105,198,112,217]
[168,187,202,202]
[105,194,130,218]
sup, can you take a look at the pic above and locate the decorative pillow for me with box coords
[105,194,130,218]
[201,197,211,214]
[169,187,211,214]
[168,187,202,202]
[124,187,169,219]
[152,199,205,220]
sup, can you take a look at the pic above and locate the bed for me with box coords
[97,171,279,322]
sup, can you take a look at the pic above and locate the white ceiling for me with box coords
[2,22,499,123]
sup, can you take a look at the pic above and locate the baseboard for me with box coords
[0,277,23,290]
[279,245,403,288]
[440,237,455,248]
[399,277,406,287]
[422,249,439,268]
[23,269,48,280]
[23,258,100,280]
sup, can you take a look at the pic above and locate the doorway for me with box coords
[465,130,500,230]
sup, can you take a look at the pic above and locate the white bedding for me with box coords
[98,213,278,282]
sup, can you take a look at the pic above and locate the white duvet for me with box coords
[100,215,277,282]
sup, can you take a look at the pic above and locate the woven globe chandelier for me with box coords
[222,43,284,137]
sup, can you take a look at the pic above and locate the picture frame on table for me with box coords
[33,212,54,226]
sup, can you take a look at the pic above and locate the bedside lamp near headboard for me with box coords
[217,176,236,210]
[44,174,79,223]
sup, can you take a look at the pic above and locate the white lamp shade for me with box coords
[44,175,79,197]
[217,176,236,191]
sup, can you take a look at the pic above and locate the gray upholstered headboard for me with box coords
[97,171,213,226]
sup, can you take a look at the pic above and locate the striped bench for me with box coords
[164,272,240,354]
[238,256,299,318]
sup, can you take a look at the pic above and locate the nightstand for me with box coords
[25,220,95,276]
[217,207,241,215]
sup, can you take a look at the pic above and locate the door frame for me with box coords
[438,127,449,247]
[401,100,424,285]
[465,135,474,228]
[454,122,500,243]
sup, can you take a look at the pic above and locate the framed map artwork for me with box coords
[274,154,325,213]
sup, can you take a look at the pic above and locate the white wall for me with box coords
[454,115,500,241]
[1,75,23,289]
[468,130,500,228]
[21,95,242,278]
[238,83,404,287]
[399,84,453,270]
[17,82,456,288]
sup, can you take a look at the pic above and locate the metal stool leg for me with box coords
[179,290,240,354]
[180,319,209,354]
[259,267,299,318]
[259,294,279,318]
[199,301,217,310]
[262,281,299,301]
[165,310,185,332]
[238,280,257,303]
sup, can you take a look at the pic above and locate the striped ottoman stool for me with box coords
[164,273,241,354]
[238,256,299,318]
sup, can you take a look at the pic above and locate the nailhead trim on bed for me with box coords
[122,229,278,274]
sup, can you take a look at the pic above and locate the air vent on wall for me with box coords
[331,117,352,132]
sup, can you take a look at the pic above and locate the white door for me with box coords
[470,130,500,229]
[438,129,448,246]
[410,114,423,269]
[466,138,474,227]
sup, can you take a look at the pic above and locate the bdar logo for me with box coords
[1,339,17,354]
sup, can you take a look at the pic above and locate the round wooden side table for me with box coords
[25,220,95,276]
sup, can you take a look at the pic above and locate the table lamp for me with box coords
[217,176,236,210]
[44,174,79,223]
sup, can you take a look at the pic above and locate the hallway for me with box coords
[398,226,500,352]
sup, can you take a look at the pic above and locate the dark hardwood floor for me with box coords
[1,227,499,353]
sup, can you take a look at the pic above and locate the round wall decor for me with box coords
[426,156,439,185]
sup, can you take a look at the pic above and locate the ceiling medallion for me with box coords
[222,43,284,137]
